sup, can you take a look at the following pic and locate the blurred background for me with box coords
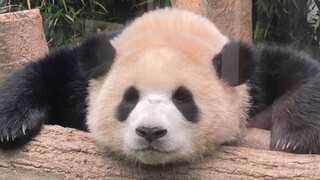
[0,0,319,57]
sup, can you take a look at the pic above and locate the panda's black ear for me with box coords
[74,28,123,79]
[212,40,254,86]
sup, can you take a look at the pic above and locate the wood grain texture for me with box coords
[1,125,319,179]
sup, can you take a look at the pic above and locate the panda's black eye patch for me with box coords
[173,86,193,103]
[117,86,139,122]
[124,86,139,103]
[172,86,198,123]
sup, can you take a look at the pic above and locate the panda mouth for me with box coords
[136,146,174,154]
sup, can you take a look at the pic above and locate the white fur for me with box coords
[122,92,194,164]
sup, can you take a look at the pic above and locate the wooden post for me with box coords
[171,0,252,42]
[0,9,48,83]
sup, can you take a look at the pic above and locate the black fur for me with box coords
[77,29,121,79]
[213,40,254,86]
[216,41,320,154]
[0,31,120,148]
[250,45,320,154]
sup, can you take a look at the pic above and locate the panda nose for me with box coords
[135,127,167,142]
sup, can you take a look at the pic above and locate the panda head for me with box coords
[86,8,250,165]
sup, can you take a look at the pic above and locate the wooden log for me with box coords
[0,9,48,83]
[171,0,252,42]
[0,125,319,179]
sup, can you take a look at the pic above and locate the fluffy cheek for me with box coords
[190,88,246,154]
[87,106,126,153]
[86,80,126,153]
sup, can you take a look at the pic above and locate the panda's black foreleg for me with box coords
[270,76,320,154]
[0,64,50,148]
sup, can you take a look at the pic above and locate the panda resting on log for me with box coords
[0,8,320,165]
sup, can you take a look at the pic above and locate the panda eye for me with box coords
[172,86,193,103]
[172,86,198,123]
[117,86,139,122]
[124,86,139,103]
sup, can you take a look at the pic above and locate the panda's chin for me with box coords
[133,150,177,165]
[135,146,176,154]
[124,145,178,165]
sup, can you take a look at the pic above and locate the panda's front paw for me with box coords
[0,122,26,142]
[0,120,32,148]
[0,121,29,145]
[271,136,305,154]
[270,126,320,154]
[0,110,45,148]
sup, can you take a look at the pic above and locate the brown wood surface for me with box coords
[0,9,48,83]
[0,125,319,179]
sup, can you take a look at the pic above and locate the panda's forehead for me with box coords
[131,48,187,92]
[109,28,227,96]
[116,47,214,93]
[112,8,228,55]
[113,30,221,62]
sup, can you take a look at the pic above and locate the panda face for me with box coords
[88,47,202,164]
[87,46,248,164]
[86,8,249,164]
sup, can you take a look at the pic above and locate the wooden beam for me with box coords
[1,125,319,179]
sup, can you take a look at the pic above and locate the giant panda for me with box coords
[1,8,320,165]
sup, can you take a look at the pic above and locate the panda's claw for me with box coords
[22,123,27,135]
[12,134,16,141]
[286,141,291,149]
[275,139,280,149]
[0,111,45,148]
